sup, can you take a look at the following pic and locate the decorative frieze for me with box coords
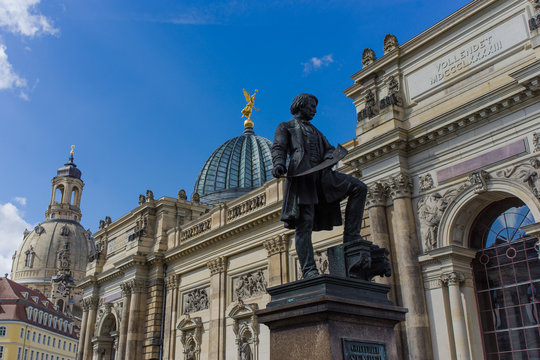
[207,256,227,275]
[263,235,288,256]
[232,269,268,302]
[366,182,387,208]
[181,219,211,241]
[441,271,465,286]
[182,288,209,314]
[387,172,413,200]
[227,193,266,221]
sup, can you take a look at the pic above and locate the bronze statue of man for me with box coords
[271,93,368,279]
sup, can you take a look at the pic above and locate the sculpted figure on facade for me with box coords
[496,157,540,198]
[362,48,376,66]
[192,192,200,204]
[178,315,203,360]
[418,173,434,192]
[178,189,188,200]
[533,132,540,152]
[146,189,154,202]
[230,302,259,360]
[468,169,490,193]
[271,93,368,278]
[383,34,399,54]
[138,194,145,205]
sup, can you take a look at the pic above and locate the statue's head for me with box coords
[290,93,318,121]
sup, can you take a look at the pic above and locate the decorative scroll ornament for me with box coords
[418,173,434,192]
[387,172,413,199]
[182,288,209,314]
[468,170,490,193]
[366,182,387,208]
[229,301,259,360]
[178,189,187,200]
[233,269,267,302]
[362,48,376,67]
[383,34,399,54]
[177,315,203,360]
[496,157,540,198]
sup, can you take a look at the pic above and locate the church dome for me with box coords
[194,126,273,204]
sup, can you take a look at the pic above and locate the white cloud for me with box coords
[0,0,58,37]
[0,0,58,97]
[0,44,27,90]
[13,197,27,206]
[302,54,334,74]
[0,201,32,277]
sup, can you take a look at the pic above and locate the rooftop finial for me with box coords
[241,89,259,133]
[69,145,75,162]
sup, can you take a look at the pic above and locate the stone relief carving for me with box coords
[182,288,209,314]
[229,302,259,360]
[263,234,288,256]
[383,34,399,54]
[534,133,540,152]
[362,48,376,66]
[417,187,460,251]
[178,315,203,360]
[388,75,399,94]
[233,269,267,302]
[387,172,413,199]
[468,170,490,193]
[296,250,330,279]
[495,157,540,198]
[357,89,378,121]
[418,173,434,192]
[34,225,45,235]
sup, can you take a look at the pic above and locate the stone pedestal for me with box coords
[257,275,406,360]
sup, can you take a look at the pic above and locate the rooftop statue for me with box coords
[241,89,259,127]
[271,93,369,279]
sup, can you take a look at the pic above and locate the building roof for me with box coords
[193,126,273,204]
[0,277,78,339]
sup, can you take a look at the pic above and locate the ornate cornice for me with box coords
[207,256,227,275]
[263,234,288,256]
[387,172,413,200]
[441,271,465,286]
[366,182,387,208]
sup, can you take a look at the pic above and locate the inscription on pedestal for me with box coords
[342,339,387,360]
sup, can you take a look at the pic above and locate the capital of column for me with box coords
[120,282,132,297]
[387,172,413,200]
[82,296,100,311]
[207,256,227,275]
[263,234,288,256]
[441,271,465,286]
[126,278,147,293]
[366,182,387,208]
[165,274,179,290]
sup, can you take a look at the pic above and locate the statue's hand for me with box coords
[272,164,286,178]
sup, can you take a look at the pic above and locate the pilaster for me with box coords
[82,296,99,360]
[117,282,131,360]
[263,234,290,287]
[125,278,147,360]
[207,256,228,360]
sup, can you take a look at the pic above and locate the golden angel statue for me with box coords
[241,89,259,124]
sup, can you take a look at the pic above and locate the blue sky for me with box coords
[0,0,470,273]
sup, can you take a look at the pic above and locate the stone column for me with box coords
[207,256,228,360]
[77,300,89,360]
[116,282,131,360]
[82,296,99,360]
[387,172,432,360]
[263,234,289,287]
[125,279,146,360]
[442,272,470,360]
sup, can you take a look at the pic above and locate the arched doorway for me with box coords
[470,198,540,359]
[92,313,118,360]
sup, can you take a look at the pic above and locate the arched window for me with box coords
[471,199,539,359]
[70,187,79,206]
[54,186,64,204]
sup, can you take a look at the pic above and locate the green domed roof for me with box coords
[194,127,273,204]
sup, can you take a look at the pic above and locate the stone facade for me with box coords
[77,1,540,359]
